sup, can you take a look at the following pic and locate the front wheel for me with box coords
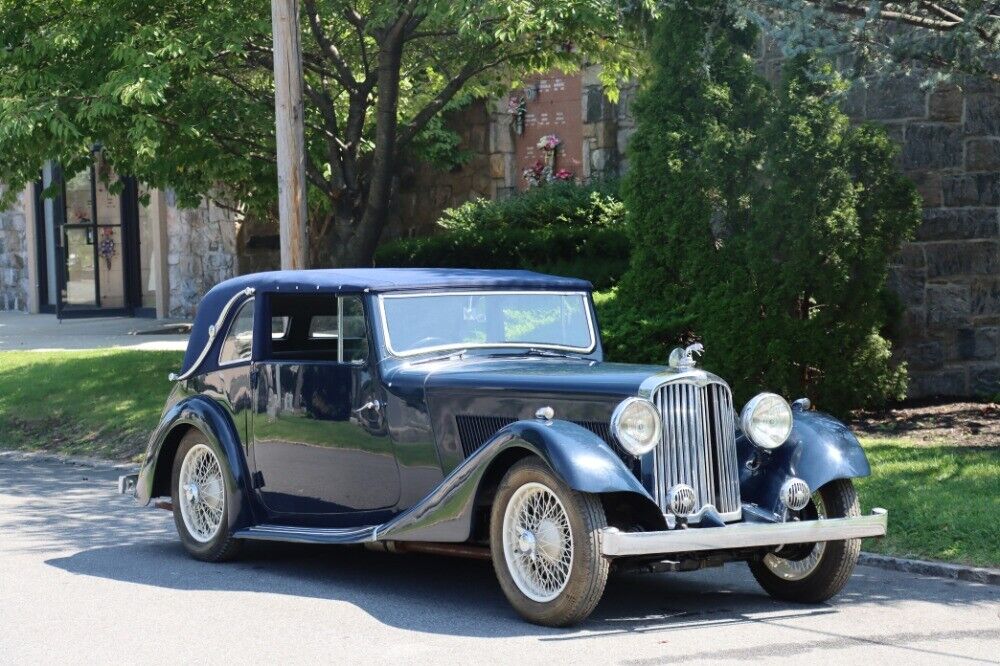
[490,457,609,627]
[749,478,861,603]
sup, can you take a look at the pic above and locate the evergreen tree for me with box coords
[609,2,921,414]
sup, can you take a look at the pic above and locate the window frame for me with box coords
[377,290,598,358]
[217,296,255,367]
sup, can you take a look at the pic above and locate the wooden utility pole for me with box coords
[271,0,308,269]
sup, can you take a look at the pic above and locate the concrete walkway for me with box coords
[0,311,189,351]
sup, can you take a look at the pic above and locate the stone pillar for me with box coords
[0,186,29,312]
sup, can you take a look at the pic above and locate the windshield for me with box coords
[379,291,596,356]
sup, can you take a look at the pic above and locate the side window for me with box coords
[341,296,368,363]
[308,315,339,339]
[267,294,369,363]
[219,299,254,364]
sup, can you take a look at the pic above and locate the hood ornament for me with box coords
[668,343,703,370]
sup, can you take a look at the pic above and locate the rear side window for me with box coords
[268,294,369,363]
[219,299,254,364]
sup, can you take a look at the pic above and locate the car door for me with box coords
[250,293,400,517]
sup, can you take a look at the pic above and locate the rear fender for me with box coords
[376,419,655,542]
[136,395,255,530]
[739,410,871,517]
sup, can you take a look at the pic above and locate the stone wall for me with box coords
[0,188,29,312]
[165,192,239,317]
[878,77,1000,398]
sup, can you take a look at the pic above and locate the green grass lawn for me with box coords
[0,350,181,460]
[857,438,999,568]
[0,349,996,567]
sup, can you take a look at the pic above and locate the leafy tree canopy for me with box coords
[0,0,652,264]
[735,1,1000,81]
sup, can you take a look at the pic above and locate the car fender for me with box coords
[376,419,654,542]
[738,409,871,517]
[136,395,255,530]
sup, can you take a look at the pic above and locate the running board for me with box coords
[234,524,378,544]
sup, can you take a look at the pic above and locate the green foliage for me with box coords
[375,182,629,289]
[0,0,654,264]
[607,2,921,414]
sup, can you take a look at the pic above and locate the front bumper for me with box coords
[601,508,887,557]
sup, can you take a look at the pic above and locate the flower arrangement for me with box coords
[536,134,561,152]
[99,227,116,269]
[523,162,575,187]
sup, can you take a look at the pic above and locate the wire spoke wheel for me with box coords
[762,493,828,581]
[502,482,574,603]
[178,443,226,543]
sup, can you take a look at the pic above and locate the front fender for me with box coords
[739,410,871,517]
[377,419,653,542]
[135,395,255,531]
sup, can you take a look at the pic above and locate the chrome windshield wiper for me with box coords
[490,348,588,360]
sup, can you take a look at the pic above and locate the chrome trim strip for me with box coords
[601,509,888,557]
[377,290,597,358]
[169,287,255,381]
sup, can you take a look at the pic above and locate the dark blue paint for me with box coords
[136,395,256,531]
[251,361,401,516]
[378,419,655,542]
[738,410,872,517]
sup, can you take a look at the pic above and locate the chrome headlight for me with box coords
[611,397,661,456]
[740,392,793,450]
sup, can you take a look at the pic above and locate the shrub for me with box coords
[375,181,630,290]
[606,2,921,415]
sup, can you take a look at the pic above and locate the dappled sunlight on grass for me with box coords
[858,438,999,567]
[0,350,182,460]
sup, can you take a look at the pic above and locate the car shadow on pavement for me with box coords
[45,535,1000,641]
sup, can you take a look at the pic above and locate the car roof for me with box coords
[179,269,593,377]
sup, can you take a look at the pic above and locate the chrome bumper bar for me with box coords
[601,508,887,557]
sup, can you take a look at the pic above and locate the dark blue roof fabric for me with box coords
[180,268,593,375]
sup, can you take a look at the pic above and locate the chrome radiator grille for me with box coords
[652,381,741,519]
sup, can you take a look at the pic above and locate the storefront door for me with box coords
[36,154,158,319]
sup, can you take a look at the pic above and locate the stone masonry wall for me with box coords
[0,188,29,312]
[166,192,239,318]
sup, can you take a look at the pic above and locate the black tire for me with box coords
[170,429,243,562]
[749,478,861,603]
[489,457,609,627]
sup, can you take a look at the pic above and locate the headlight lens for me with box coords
[611,397,661,456]
[740,393,793,450]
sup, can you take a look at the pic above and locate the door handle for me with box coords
[353,399,381,415]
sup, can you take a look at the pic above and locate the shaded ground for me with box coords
[2,454,998,664]
[852,402,1000,449]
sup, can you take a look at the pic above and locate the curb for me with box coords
[859,552,1000,586]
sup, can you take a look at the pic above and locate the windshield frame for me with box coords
[377,290,598,358]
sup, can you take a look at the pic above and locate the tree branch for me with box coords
[302,0,358,90]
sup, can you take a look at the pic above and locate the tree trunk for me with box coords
[323,37,403,267]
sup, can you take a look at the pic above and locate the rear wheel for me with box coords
[171,430,242,562]
[490,457,609,627]
[749,479,861,603]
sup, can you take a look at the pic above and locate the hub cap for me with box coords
[502,482,573,603]
[178,443,225,543]
[764,492,827,580]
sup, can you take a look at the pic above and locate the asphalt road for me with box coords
[1,453,997,665]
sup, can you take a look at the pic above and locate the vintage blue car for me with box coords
[120,268,887,626]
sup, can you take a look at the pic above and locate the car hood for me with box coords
[386,356,667,400]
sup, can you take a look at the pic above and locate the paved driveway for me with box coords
[1,453,997,664]
[0,311,188,351]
